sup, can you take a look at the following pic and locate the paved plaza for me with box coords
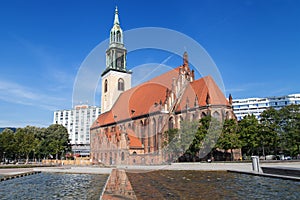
[1,161,299,175]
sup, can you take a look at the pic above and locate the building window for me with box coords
[117,31,121,42]
[168,117,174,130]
[121,152,125,161]
[104,79,108,93]
[118,78,124,91]
[213,111,220,119]
[111,126,116,132]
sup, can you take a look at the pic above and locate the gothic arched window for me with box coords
[104,79,108,93]
[118,78,124,91]
[153,118,157,150]
[117,31,121,42]
[168,117,174,130]
[213,111,220,119]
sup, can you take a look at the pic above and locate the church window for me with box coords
[118,78,124,91]
[117,31,121,42]
[104,79,108,93]
[168,117,174,130]
[213,111,220,119]
[121,152,125,161]
[153,119,157,150]
[117,58,121,67]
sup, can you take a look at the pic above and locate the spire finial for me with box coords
[114,6,119,25]
[183,51,188,66]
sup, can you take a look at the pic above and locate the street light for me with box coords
[3,152,6,164]
[33,149,35,163]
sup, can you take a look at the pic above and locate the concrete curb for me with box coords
[228,170,300,181]
[0,171,41,182]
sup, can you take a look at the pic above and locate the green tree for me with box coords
[259,108,281,157]
[45,124,71,160]
[187,116,222,160]
[189,116,211,155]
[0,128,16,162]
[198,116,222,159]
[217,119,242,161]
[164,120,198,162]
[33,127,47,161]
[179,120,198,155]
[238,115,260,156]
[14,127,36,163]
[164,128,179,162]
[279,104,300,156]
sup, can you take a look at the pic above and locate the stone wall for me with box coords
[42,159,92,166]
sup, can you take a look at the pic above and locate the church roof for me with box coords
[91,65,229,129]
[127,129,143,149]
[177,76,229,112]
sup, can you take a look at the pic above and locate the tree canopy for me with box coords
[164,104,300,162]
[0,124,71,163]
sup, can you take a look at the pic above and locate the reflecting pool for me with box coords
[125,170,300,199]
[0,173,108,200]
[1,170,299,200]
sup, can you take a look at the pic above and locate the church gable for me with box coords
[176,76,230,112]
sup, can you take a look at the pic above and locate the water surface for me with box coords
[126,170,300,200]
[0,173,108,200]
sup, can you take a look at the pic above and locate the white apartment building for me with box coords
[53,105,101,156]
[233,93,300,120]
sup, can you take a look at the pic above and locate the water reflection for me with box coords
[1,170,299,199]
[102,169,137,200]
[0,173,108,200]
[103,169,300,200]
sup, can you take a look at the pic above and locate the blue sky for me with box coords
[0,0,299,127]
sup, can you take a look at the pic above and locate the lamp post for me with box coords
[33,149,35,163]
[61,150,64,160]
[3,152,6,164]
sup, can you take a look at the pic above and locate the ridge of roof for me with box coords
[92,67,229,128]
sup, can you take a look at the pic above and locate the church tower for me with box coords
[101,7,132,113]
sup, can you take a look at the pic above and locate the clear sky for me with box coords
[0,0,299,127]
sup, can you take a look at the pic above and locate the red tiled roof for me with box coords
[91,67,229,128]
[177,76,229,111]
[91,67,180,128]
[127,128,143,149]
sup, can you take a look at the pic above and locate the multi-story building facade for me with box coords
[232,93,300,120]
[53,105,101,156]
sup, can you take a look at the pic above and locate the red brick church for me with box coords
[90,7,235,165]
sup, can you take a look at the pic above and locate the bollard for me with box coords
[251,156,260,172]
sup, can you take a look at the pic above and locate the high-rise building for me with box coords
[53,105,101,156]
[232,93,300,120]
